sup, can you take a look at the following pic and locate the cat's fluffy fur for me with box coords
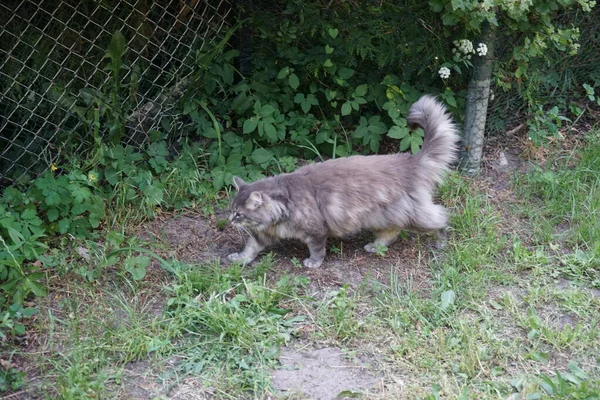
[228,95,460,268]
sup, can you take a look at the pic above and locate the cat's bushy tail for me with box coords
[407,95,461,188]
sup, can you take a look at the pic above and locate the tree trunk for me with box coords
[459,21,497,175]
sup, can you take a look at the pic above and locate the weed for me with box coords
[161,262,308,396]
[315,285,361,341]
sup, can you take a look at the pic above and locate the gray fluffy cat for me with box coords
[227,95,460,268]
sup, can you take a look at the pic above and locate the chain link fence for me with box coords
[1,1,598,187]
[1,0,233,186]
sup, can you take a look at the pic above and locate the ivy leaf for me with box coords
[328,28,339,39]
[323,59,333,68]
[325,44,334,54]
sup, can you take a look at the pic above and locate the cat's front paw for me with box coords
[364,243,377,253]
[303,258,323,269]
[227,252,250,264]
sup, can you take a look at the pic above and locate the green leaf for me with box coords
[410,137,422,154]
[45,191,61,206]
[387,126,408,139]
[441,290,456,311]
[242,140,253,155]
[301,101,311,114]
[127,267,146,281]
[325,44,334,54]
[445,94,457,108]
[21,208,38,221]
[251,148,273,164]
[341,101,352,116]
[243,118,258,134]
[259,104,275,117]
[125,256,150,280]
[328,28,339,39]
[24,278,47,297]
[337,391,360,398]
[57,218,71,234]
[354,84,368,97]
[106,30,126,64]
[264,122,278,141]
[400,136,411,151]
[143,184,164,205]
[441,13,459,26]
[105,167,121,186]
[337,67,355,80]
[277,67,290,79]
[46,208,59,222]
[323,59,333,67]
[288,73,300,90]
[6,227,24,245]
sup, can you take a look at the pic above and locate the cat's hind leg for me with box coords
[364,227,402,253]
[410,203,449,249]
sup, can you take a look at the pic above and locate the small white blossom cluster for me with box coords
[454,39,474,55]
[452,39,474,62]
[438,67,451,79]
[476,42,488,56]
[452,39,489,63]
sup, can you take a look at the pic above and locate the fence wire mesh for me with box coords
[1,0,233,186]
[1,2,598,187]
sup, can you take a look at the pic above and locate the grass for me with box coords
[6,130,600,399]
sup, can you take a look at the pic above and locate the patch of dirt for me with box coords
[271,346,380,400]
[138,213,435,296]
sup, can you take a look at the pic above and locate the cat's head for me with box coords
[228,176,289,232]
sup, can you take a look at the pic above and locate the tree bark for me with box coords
[459,21,497,175]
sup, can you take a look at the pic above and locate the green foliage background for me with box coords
[0,0,598,392]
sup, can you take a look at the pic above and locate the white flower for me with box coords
[476,43,488,56]
[454,39,474,55]
[438,67,451,79]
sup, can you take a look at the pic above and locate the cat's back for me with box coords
[287,153,412,187]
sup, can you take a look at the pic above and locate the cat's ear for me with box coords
[247,191,264,209]
[232,176,247,191]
